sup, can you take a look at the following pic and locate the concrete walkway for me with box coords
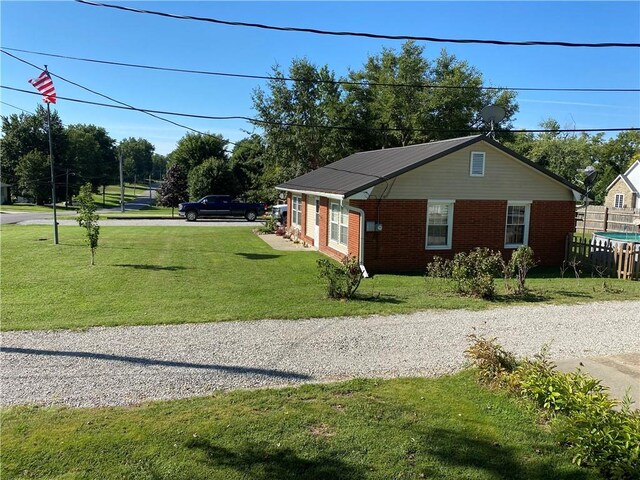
[555,353,640,409]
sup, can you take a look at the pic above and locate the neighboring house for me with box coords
[604,160,640,210]
[276,135,585,274]
[0,182,10,205]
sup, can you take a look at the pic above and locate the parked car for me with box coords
[271,204,288,224]
[178,195,267,222]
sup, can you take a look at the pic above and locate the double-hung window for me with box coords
[614,193,624,209]
[329,201,348,245]
[292,195,302,226]
[426,201,454,249]
[505,202,531,248]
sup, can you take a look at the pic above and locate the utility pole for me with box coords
[65,168,69,208]
[119,149,125,212]
[45,95,58,244]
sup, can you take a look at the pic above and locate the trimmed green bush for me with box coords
[451,247,503,299]
[317,255,363,299]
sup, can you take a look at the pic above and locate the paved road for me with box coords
[2,301,638,407]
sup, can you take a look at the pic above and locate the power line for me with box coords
[75,0,640,48]
[0,101,34,115]
[3,46,639,93]
[4,85,639,135]
[1,49,227,145]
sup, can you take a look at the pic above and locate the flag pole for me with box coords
[44,65,59,245]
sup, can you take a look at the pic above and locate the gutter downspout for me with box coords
[348,205,366,268]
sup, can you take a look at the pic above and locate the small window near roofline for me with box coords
[470,151,485,177]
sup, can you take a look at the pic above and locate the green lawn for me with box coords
[2,224,639,331]
[92,183,150,208]
[0,203,77,213]
[0,371,598,480]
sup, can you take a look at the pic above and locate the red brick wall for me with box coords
[350,198,575,273]
[529,200,576,266]
[348,209,361,260]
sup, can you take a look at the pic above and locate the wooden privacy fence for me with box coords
[566,235,640,280]
[576,205,640,234]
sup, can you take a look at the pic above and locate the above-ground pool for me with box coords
[593,231,640,244]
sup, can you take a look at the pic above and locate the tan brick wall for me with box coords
[605,178,635,209]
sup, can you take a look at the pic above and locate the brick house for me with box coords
[604,160,640,210]
[276,135,585,274]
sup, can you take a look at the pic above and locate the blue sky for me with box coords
[1,1,639,155]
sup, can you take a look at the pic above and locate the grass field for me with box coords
[2,224,638,332]
[92,183,150,208]
[0,371,598,480]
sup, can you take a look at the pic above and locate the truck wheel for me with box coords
[245,210,257,222]
[186,210,198,222]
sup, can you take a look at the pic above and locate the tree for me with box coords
[65,124,117,203]
[187,158,238,200]
[230,135,266,201]
[343,43,518,149]
[0,105,67,199]
[119,137,155,181]
[76,182,100,266]
[16,150,51,204]
[252,58,353,186]
[157,163,188,217]
[168,132,227,173]
[151,153,168,180]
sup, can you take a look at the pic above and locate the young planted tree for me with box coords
[76,183,100,265]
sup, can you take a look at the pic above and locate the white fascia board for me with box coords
[606,174,638,194]
[346,188,373,200]
[276,186,344,201]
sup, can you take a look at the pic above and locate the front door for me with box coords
[314,198,320,247]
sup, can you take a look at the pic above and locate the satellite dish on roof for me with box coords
[480,105,506,138]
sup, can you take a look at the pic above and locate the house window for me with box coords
[614,193,624,208]
[292,195,302,226]
[470,152,485,177]
[505,202,531,248]
[426,201,454,249]
[330,201,348,245]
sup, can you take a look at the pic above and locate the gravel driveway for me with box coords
[2,301,639,407]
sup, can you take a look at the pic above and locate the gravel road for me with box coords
[2,301,639,407]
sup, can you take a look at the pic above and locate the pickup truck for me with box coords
[178,195,267,222]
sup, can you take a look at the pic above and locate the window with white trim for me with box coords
[614,193,624,208]
[505,202,531,247]
[329,201,348,246]
[470,151,485,177]
[426,201,454,249]
[292,195,302,226]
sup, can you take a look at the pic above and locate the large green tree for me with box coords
[168,132,228,173]
[16,150,51,204]
[65,124,118,202]
[0,105,67,199]
[187,157,238,200]
[252,58,353,184]
[230,135,266,201]
[343,43,518,149]
[119,137,155,181]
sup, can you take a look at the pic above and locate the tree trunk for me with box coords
[90,248,95,266]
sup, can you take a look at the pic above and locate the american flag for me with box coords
[28,71,57,104]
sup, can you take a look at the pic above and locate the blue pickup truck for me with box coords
[178,195,267,222]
